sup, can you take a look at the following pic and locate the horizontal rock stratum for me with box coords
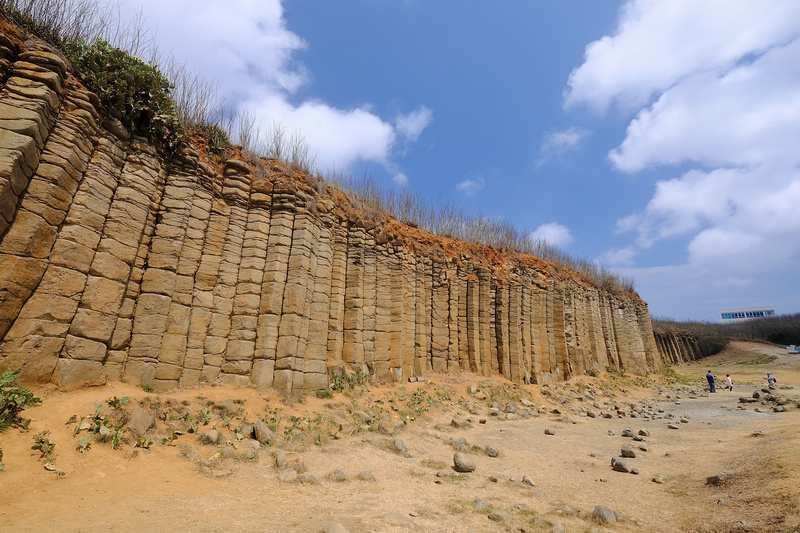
[0,36,663,393]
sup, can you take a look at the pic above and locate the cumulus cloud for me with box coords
[566,0,800,317]
[536,127,589,166]
[119,0,423,172]
[395,106,433,142]
[564,0,800,113]
[598,247,636,267]
[456,176,485,196]
[529,222,574,248]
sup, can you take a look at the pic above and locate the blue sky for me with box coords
[117,0,800,322]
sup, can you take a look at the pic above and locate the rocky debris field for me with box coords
[1,341,800,533]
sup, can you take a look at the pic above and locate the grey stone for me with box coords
[126,405,153,438]
[488,509,510,522]
[383,513,415,528]
[611,456,631,473]
[544,428,556,435]
[198,429,220,445]
[485,445,500,457]
[329,469,347,482]
[620,445,636,458]
[453,452,476,473]
[593,505,616,522]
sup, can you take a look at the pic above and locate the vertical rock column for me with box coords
[477,268,492,377]
[465,274,481,373]
[303,199,335,391]
[211,162,250,385]
[325,217,348,364]
[192,191,230,384]
[0,93,110,381]
[413,256,431,375]
[275,190,318,395]
[254,179,294,388]
[0,49,66,242]
[109,141,165,385]
[530,285,548,384]
[362,225,377,373]
[174,161,216,387]
[401,250,417,378]
[373,239,392,380]
[0,50,69,343]
[223,162,268,387]
[494,283,510,380]
[507,281,524,384]
[389,243,406,380]
[342,221,365,366]
[457,268,469,371]
[429,256,449,372]
[146,155,208,390]
[446,260,460,373]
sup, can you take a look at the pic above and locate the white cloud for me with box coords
[567,0,800,318]
[396,106,433,142]
[119,0,422,172]
[564,0,800,113]
[537,127,589,166]
[393,173,409,186]
[529,222,574,248]
[598,247,636,267]
[456,176,485,196]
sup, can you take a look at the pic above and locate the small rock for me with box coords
[279,468,298,483]
[329,469,347,482]
[356,470,376,481]
[611,456,631,473]
[473,499,490,511]
[485,445,500,458]
[453,452,476,473]
[652,475,665,484]
[620,445,636,458]
[593,505,617,523]
[544,428,556,435]
[522,474,535,486]
[383,513,415,528]
[198,429,220,445]
[638,428,650,436]
[706,471,733,486]
[488,509,510,522]
[667,424,680,430]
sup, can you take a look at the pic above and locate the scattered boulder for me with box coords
[488,509,510,522]
[453,452,476,473]
[126,406,153,438]
[593,505,617,523]
[274,451,305,473]
[620,445,636,458]
[253,421,276,444]
[544,428,556,435]
[383,513,415,528]
[485,445,500,458]
[357,470,376,482]
[611,456,631,473]
[473,499,490,511]
[329,469,347,482]
[706,471,734,486]
[198,429,220,445]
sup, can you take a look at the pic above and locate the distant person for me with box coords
[724,373,733,391]
[706,370,716,393]
[765,372,777,389]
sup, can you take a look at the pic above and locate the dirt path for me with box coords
[1,341,799,532]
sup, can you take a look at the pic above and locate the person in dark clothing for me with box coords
[706,371,716,393]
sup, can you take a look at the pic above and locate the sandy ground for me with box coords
[1,340,799,533]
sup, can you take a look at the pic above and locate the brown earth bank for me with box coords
[1,340,799,533]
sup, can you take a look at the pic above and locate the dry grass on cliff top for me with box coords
[2,341,800,532]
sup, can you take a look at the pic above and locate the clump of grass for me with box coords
[0,368,42,432]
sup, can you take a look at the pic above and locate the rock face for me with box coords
[0,38,663,393]
[653,328,717,363]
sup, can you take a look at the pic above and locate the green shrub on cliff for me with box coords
[69,38,187,155]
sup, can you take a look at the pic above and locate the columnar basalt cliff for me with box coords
[0,37,662,393]
[653,329,717,364]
